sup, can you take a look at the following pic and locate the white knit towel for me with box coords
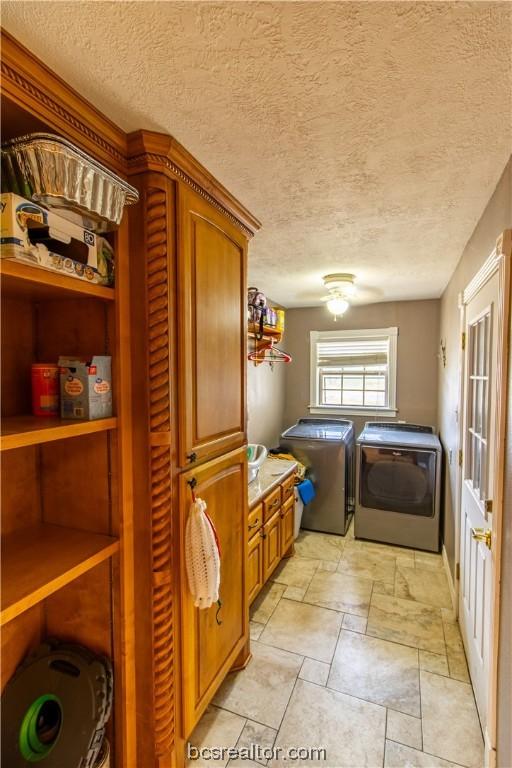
[185,496,221,609]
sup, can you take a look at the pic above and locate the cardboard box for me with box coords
[0,193,113,285]
[59,356,112,420]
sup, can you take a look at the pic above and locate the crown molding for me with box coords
[127,131,261,238]
[1,28,128,175]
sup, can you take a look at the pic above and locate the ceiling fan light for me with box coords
[326,296,349,317]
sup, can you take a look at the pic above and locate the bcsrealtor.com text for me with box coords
[187,743,328,762]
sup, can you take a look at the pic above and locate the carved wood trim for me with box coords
[1,30,127,174]
[131,153,255,239]
[146,187,176,758]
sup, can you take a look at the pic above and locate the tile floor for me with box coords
[189,523,484,767]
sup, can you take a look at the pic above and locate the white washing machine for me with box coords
[356,422,442,552]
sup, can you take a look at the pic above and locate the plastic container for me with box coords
[31,363,59,416]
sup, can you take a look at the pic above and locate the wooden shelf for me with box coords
[0,415,118,451]
[1,523,119,625]
[248,322,282,342]
[0,260,115,301]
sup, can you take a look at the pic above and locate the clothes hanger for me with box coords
[247,339,292,364]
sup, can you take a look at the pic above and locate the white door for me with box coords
[459,271,498,730]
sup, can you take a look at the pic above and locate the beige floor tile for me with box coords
[373,580,395,596]
[270,679,386,767]
[338,548,396,584]
[299,657,330,686]
[396,552,416,568]
[386,710,423,750]
[213,641,302,729]
[270,556,320,590]
[395,566,452,609]
[283,585,306,601]
[228,761,263,768]
[415,551,444,571]
[421,671,484,767]
[303,570,373,616]
[317,559,338,572]
[443,622,470,683]
[250,582,286,624]
[235,719,277,766]
[419,650,449,676]
[328,631,420,716]
[441,607,458,623]
[260,598,342,662]
[294,531,344,562]
[384,740,466,767]
[367,593,445,654]
[188,706,246,767]
[347,537,415,559]
[249,621,265,641]
[342,613,367,633]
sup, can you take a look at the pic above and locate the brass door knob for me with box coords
[471,527,492,550]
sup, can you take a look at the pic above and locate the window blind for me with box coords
[317,339,389,367]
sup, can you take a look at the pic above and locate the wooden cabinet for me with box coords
[1,33,260,768]
[248,471,296,604]
[178,186,247,469]
[0,37,136,768]
[281,474,295,505]
[248,503,263,537]
[127,133,259,760]
[247,532,264,604]
[263,486,281,521]
[280,495,295,556]
[180,448,248,737]
[263,510,282,581]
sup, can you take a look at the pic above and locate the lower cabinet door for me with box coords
[263,509,281,581]
[180,447,248,737]
[247,531,264,604]
[280,496,295,556]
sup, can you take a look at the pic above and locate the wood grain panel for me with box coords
[180,448,248,737]
[178,186,247,467]
[1,605,43,691]
[263,510,282,581]
[1,296,34,417]
[247,533,264,605]
[1,446,41,535]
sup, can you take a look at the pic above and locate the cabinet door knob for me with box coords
[187,452,197,463]
[260,530,267,539]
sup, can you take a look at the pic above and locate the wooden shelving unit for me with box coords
[1,414,118,451]
[248,321,283,343]
[248,322,284,365]
[1,35,136,766]
[0,259,115,301]
[1,524,119,625]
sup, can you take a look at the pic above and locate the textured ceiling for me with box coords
[2,1,511,307]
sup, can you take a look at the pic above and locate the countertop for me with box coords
[248,456,297,508]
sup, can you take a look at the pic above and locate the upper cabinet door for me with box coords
[178,187,248,468]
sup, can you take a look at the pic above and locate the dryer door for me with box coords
[360,446,436,517]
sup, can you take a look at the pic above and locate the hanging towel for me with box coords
[185,496,221,609]
[297,478,316,505]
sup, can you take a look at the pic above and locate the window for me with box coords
[310,328,398,416]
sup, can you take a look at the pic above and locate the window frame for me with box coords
[309,327,398,416]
